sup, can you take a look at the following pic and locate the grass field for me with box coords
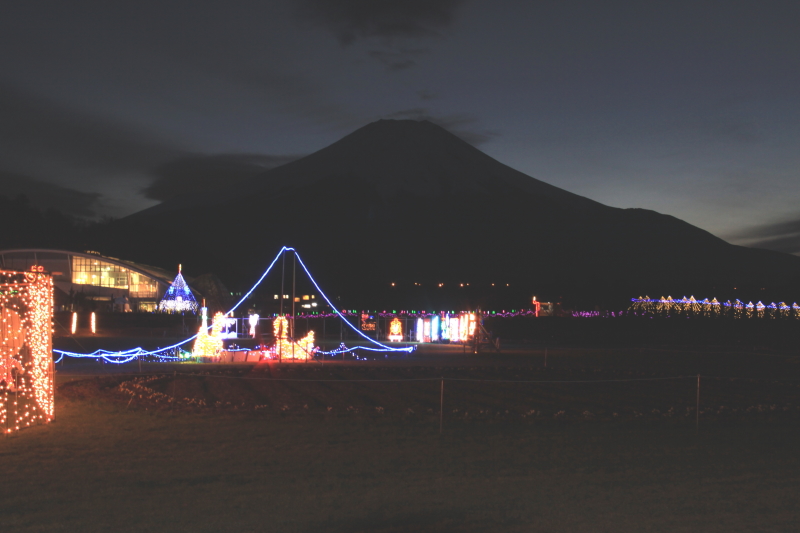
[4,345,800,532]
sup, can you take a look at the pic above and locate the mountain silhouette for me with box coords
[101,119,800,309]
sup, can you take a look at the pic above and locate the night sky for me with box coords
[2,1,798,253]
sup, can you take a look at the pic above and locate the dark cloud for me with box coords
[0,171,101,218]
[0,82,184,175]
[417,90,438,101]
[384,109,497,146]
[296,0,464,70]
[296,0,465,45]
[234,69,358,129]
[368,49,426,71]
[731,217,800,255]
[143,154,304,202]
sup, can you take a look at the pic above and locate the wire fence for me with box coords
[54,370,800,433]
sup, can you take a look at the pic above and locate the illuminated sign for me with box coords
[388,318,403,342]
[430,315,440,342]
[361,312,376,331]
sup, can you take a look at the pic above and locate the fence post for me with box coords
[696,374,700,432]
[439,377,444,434]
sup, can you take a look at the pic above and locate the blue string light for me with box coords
[292,249,414,353]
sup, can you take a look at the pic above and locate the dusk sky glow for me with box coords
[2,1,798,253]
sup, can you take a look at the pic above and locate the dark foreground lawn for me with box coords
[3,394,800,532]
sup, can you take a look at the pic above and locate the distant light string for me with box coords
[245,309,540,320]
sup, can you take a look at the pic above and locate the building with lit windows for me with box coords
[0,249,179,312]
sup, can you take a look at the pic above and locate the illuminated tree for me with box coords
[158,265,198,314]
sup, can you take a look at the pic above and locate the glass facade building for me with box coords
[70,255,159,297]
[0,249,172,311]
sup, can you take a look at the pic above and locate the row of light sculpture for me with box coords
[630,296,800,319]
[415,313,476,343]
[190,312,317,361]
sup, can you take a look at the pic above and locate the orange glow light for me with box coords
[0,269,55,434]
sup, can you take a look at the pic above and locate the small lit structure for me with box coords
[0,268,54,434]
[388,318,403,342]
[416,312,476,343]
[192,309,224,358]
[158,265,198,314]
[272,316,316,360]
[248,313,260,337]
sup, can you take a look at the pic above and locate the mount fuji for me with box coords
[101,120,799,308]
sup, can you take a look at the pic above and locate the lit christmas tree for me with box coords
[158,265,198,314]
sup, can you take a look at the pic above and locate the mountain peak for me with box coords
[128,118,599,220]
[240,118,601,204]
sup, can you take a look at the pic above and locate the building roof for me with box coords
[0,248,176,287]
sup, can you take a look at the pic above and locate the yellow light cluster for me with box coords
[192,311,225,357]
[0,269,54,434]
[388,317,403,342]
[630,296,799,319]
[273,316,315,360]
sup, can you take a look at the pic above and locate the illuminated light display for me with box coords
[0,268,54,434]
[90,312,96,334]
[71,311,77,334]
[360,313,376,331]
[532,296,540,317]
[271,316,316,360]
[629,296,800,320]
[458,314,468,342]
[410,312,479,344]
[55,247,415,362]
[430,315,440,342]
[158,265,198,314]
[448,317,459,340]
[292,252,413,353]
[388,318,403,342]
[248,313,260,337]
[229,308,545,321]
[192,311,225,358]
[219,314,238,339]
